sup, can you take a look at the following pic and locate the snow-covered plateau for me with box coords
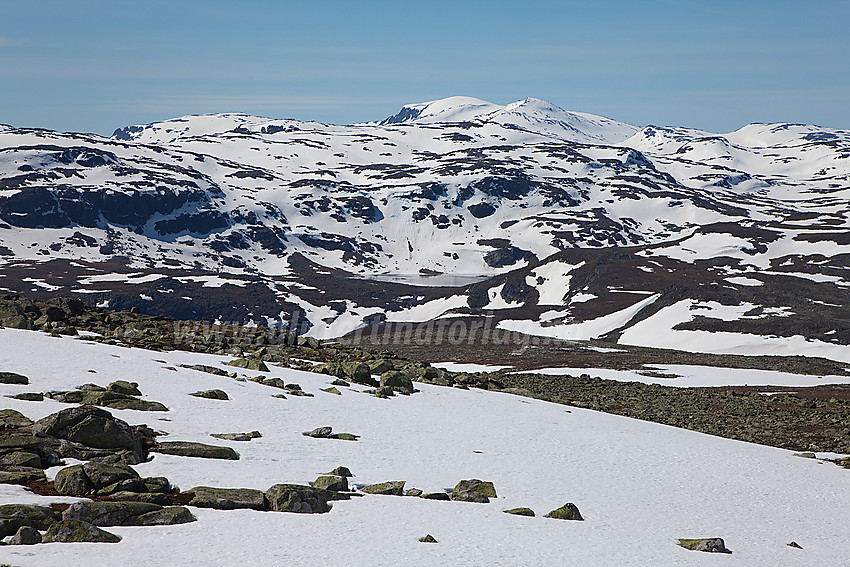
[1,327,848,566]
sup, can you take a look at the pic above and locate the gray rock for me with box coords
[151,441,239,460]
[210,431,261,442]
[677,538,729,553]
[128,507,196,526]
[43,519,121,543]
[544,503,583,521]
[9,525,41,545]
[227,358,269,372]
[313,475,348,492]
[54,464,94,496]
[303,426,333,438]
[179,364,231,376]
[0,466,46,485]
[189,389,229,400]
[9,392,43,401]
[63,500,160,526]
[451,479,497,503]
[361,481,405,495]
[504,507,535,517]
[0,504,59,531]
[380,370,414,394]
[326,466,352,477]
[108,380,142,396]
[405,488,424,497]
[33,406,145,463]
[0,372,28,385]
[188,486,266,510]
[0,451,41,468]
[328,432,359,441]
[420,492,450,501]
[265,484,331,514]
[109,491,172,505]
[0,409,33,430]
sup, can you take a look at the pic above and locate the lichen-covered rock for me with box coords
[33,406,145,463]
[9,392,43,401]
[420,492,450,501]
[0,409,34,430]
[128,506,196,526]
[329,432,359,441]
[9,525,42,545]
[109,491,171,505]
[188,486,266,510]
[405,488,424,497]
[677,538,729,553]
[0,466,47,485]
[63,500,161,526]
[227,358,269,372]
[152,441,239,460]
[320,386,341,395]
[189,389,229,400]
[314,475,348,492]
[0,504,59,531]
[380,370,414,394]
[326,466,352,477]
[303,426,333,438]
[54,464,94,495]
[43,519,121,543]
[107,380,142,396]
[265,484,331,514]
[361,481,405,495]
[0,451,41,468]
[544,503,583,521]
[179,364,230,376]
[451,479,497,503]
[0,372,28,385]
[419,534,438,543]
[504,507,535,517]
[210,431,262,441]
[83,461,141,492]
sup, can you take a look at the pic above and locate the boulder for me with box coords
[109,491,171,505]
[380,370,414,394]
[33,406,145,463]
[9,392,43,401]
[329,432,359,441]
[63,500,160,526]
[350,363,377,386]
[451,479,497,503]
[420,492,450,501]
[0,451,42,468]
[179,364,230,376]
[677,538,729,553]
[9,525,42,545]
[361,481,405,495]
[265,484,331,514]
[303,426,333,438]
[0,466,46,485]
[544,503,583,521]
[152,441,239,460]
[188,487,266,510]
[128,507,196,526]
[211,431,262,441]
[0,409,33,430]
[326,466,352,477]
[108,380,142,396]
[313,475,348,492]
[54,464,94,495]
[320,386,341,395]
[0,504,59,531]
[227,358,269,372]
[0,372,28,385]
[504,507,535,517]
[189,389,229,400]
[43,519,121,543]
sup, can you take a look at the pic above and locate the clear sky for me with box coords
[2,0,849,135]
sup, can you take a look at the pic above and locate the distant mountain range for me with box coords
[1,97,848,357]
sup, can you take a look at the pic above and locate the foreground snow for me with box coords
[0,328,848,566]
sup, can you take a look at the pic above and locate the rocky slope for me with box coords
[1,98,848,352]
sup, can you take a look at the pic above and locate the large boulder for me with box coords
[33,406,145,463]
[9,525,42,545]
[313,475,348,492]
[189,389,229,400]
[361,481,405,496]
[63,500,160,526]
[380,371,414,394]
[188,486,266,510]
[227,358,269,372]
[0,451,42,468]
[0,408,34,430]
[128,507,196,526]
[43,519,121,543]
[0,504,59,531]
[152,441,239,460]
[451,479,497,503]
[265,484,331,514]
[107,380,142,396]
[54,464,94,495]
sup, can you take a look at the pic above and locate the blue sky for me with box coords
[2,0,849,135]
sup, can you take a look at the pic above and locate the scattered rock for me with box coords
[451,479,496,503]
[188,486,266,510]
[129,507,196,526]
[420,492,450,501]
[265,484,331,514]
[189,389,229,400]
[787,541,803,549]
[419,534,438,543]
[405,488,423,497]
[329,432,359,441]
[361,481,405,495]
[211,431,262,441]
[313,475,348,492]
[108,380,142,396]
[43,519,121,543]
[544,503,583,521]
[326,466,352,477]
[9,525,42,545]
[303,426,333,438]
[677,538,729,553]
[330,378,350,387]
[793,452,817,459]
[227,358,269,372]
[321,386,341,395]
[179,364,230,376]
[152,441,239,460]
[380,370,414,394]
[504,507,535,517]
[8,392,43,401]
[0,371,28,385]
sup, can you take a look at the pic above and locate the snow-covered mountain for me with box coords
[0,98,849,353]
